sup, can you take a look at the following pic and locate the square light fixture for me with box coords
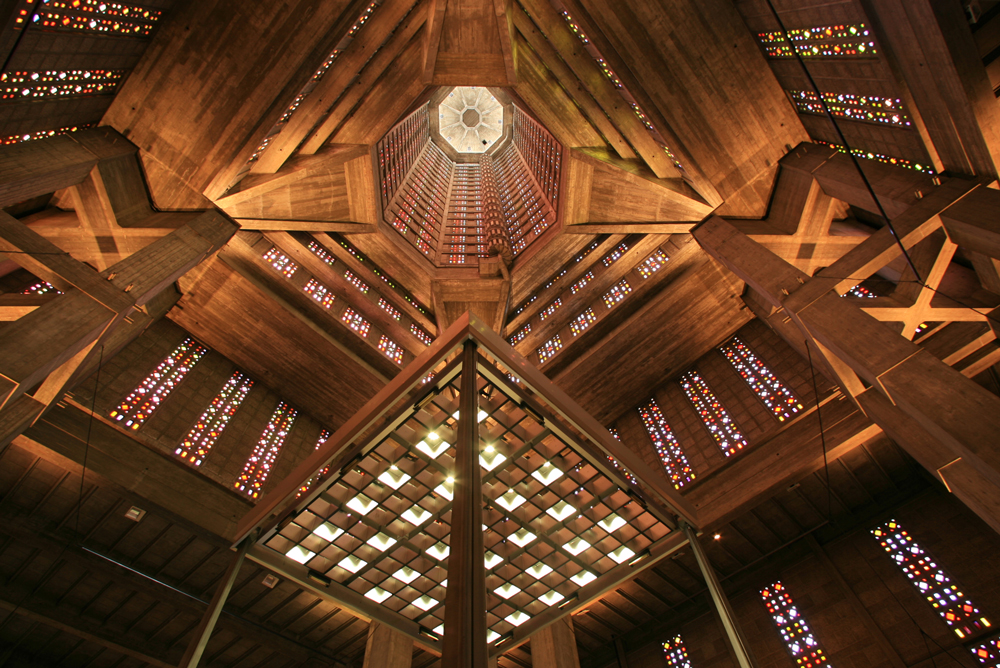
[531,462,564,485]
[571,571,597,586]
[378,465,411,489]
[338,555,367,573]
[510,529,536,547]
[526,562,553,579]
[547,500,576,521]
[124,506,146,522]
[346,494,377,515]
[393,567,420,584]
[401,506,431,526]
[312,522,343,542]
[413,595,438,611]
[417,434,450,458]
[598,513,627,532]
[497,490,526,511]
[427,542,450,560]
[563,538,590,556]
[366,532,397,552]
[539,590,565,606]
[286,546,315,564]
[434,478,455,501]
[505,611,531,626]
[609,546,636,564]
[480,444,506,471]
[485,551,503,569]
[365,587,391,603]
[495,583,521,599]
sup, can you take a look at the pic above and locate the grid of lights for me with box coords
[570,272,594,295]
[2,123,93,145]
[638,249,669,279]
[299,429,332,498]
[235,402,298,499]
[603,280,632,308]
[569,309,597,337]
[758,23,875,58]
[972,633,1000,667]
[844,283,876,298]
[33,0,163,36]
[539,299,562,321]
[789,90,910,127]
[411,325,432,346]
[816,139,934,174]
[680,371,747,457]
[538,336,563,363]
[638,400,694,488]
[175,371,254,466]
[342,307,371,338]
[109,337,208,430]
[606,429,636,485]
[760,581,832,668]
[719,338,803,422]
[303,279,336,309]
[263,247,298,278]
[378,335,405,365]
[872,520,991,638]
[22,281,62,295]
[379,298,402,321]
[602,242,630,267]
[264,363,672,644]
[344,269,370,294]
[307,240,337,266]
[508,324,531,345]
[663,634,693,668]
[1,69,125,100]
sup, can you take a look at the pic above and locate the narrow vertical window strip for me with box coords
[760,581,832,668]
[607,428,636,485]
[662,634,693,668]
[638,399,694,488]
[719,338,803,422]
[680,371,747,457]
[175,371,254,466]
[235,402,298,499]
[298,429,332,497]
[872,520,990,638]
[109,337,208,429]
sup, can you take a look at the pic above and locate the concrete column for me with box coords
[362,622,413,668]
[531,617,581,668]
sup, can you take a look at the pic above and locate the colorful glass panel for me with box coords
[109,337,208,429]
[539,298,562,321]
[175,371,254,466]
[307,240,336,266]
[760,581,832,668]
[570,309,597,336]
[638,399,694,488]
[603,280,632,308]
[816,140,934,174]
[719,338,803,422]
[638,249,669,279]
[262,247,298,278]
[789,90,910,127]
[844,284,876,298]
[379,298,402,321]
[342,307,371,337]
[378,335,405,365]
[759,23,875,58]
[235,402,298,499]
[680,371,747,457]
[872,520,990,638]
[34,0,163,36]
[602,242,630,267]
[570,272,595,294]
[607,428,637,485]
[509,324,531,345]
[1,69,124,100]
[303,279,336,309]
[2,123,92,145]
[22,281,61,295]
[538,336,563,363]
[344,269,370,294]
[411,325,432,346]
[663,634,693,668]
[972,633,1000,667]
[298,429,332,498]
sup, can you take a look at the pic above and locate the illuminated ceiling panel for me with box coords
[439,87,504,154]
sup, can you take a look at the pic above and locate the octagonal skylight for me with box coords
[439,87,503,153]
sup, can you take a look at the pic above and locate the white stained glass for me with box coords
[378,465,411,489]
[452,409,488,423]
[487,630,501,643]
[531,462,564,485]
[511,528,536,547]
[572,571,597,586]
[547,500,576,521]
[435,624,445,635]
[402,506,432,526]
[527,562,553,579]
[413,595,438,611]
[539,590,565,606]
[599,513,627,532]
[286,546,315,564]
[564,538,590,556]
[417,434,450,458]
[338,555,367,573]
[496,583,521,599]
[312,522,343,542]
[435,479,455,501]
[609,546,636,564]
[347,494,377,515]
[497,490,526,511]
[485,551,504,568]
[367,532,397,552]
[428,542,451,560]
[365,587,391,603]
[480,445,506,471]
[505,611,531,626]
[394,567,420,584]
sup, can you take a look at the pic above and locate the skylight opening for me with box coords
[564,538,590,556]
[609,546,636,564]
[338,555,367,573]
[286,546,315,565]
[346,494,377,515]
[531,462,564,485]
[365,587,391,604]
[547,500,576,521]
[510,529,536,547]
[496,583,521,599]
[427,542,450,560]
[312,522,343,543]
[394,567,420,584]
[497,490,526,511]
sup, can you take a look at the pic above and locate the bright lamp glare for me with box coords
[417,438,449,458]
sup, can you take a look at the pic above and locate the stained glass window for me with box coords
[760,581,832,668]
[411,325,432,346]
[680,371,747,457]
[342,307,371,337]
[2,124,92,145]
[34,0,163,36]
[816,140,934,174]
[914,322,930,337]
[871,520,990,638]
[379,298,401,321]
[235,402,298,499]
[509,324,531,345]
[1,69,125,100]
[602,242,630,267]
[638,249,669,279]
[719,338,803,422]
[22,281,61,295]
[303,279,335,309]
[788,90,910,128]
[571,272,595,294]
[759,23,875,58]
[109,337,208,430]
[298,429,332,498]
[540,298,562,321]
[307,240,336,266]
[175,371,254,466]
[663,634,692,668]
[603,280,632,308]
[844,284,876,299]
[263,247,298,278]
[972,633,1000,667]
[344,269,370,294]
[638,399,694,488]
[607,428,636,485]
[538,336,563,363]
[378,335,405,365]
[570,309,597,336]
